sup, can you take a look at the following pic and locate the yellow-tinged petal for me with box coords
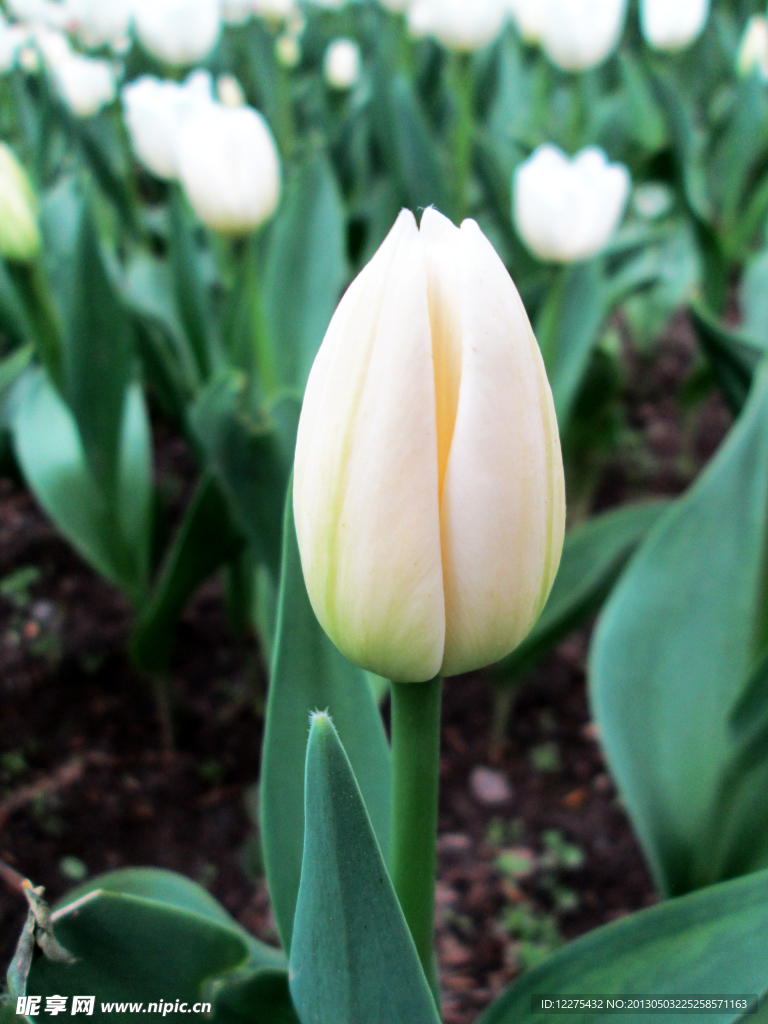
[438,218,566,677]
[293,210,446,683]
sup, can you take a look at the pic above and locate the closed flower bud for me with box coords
[275,31,300,67]
[0,143,40,262]
[66,0,133,48]
[133,0,221,66]
[175,102,281,233]
[506,0,546,43]
[539,0,627,71]
[50,53,116,116]
[407,0,507,50]
[294,208,565,683]
[323,38,361,90]
[640,0,709,52]
[738,16,768,80]
[513,144,630,263]
[122,71,214,179]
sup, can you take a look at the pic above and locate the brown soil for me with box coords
[0,323,731,1024]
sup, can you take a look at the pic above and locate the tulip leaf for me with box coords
[53,867,284,972]
[263,147,346,394]
[689,300,762,415]
[131,473,244,672]
[11,368,152,606]
[0,255,35,349]
[739,249,768,349]
[169,189,218,382]
[214,969,299,1024]
[289,713,440,1024]
[65,202,134,498]
[25,890,249,1023]
[494,501,670,681]
[261,498,391,952]
[590,361,768,896]
[190,376,299,580]
[478,867,768,1024]
[536,260,608,427]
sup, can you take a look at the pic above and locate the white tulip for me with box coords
[217,73,245,106]
[0,21,31,72]
[133,0,221,66]
[407,0,507,50]
[220,0,253,23]
[323,38,361,90]
[51,52,116,115]
[539,0,627,71]
[738,15,768,80]
[640,0,709,52]
[506,0,546,43]
[294,208,565,682]
[175,102,281,233]
[33,24,71,66]
[122,71,214,179]
[66,0,133,47]
[5,0,69,29]
[275,30,300,66]
[0,143,40,262]
[513,144,630,262]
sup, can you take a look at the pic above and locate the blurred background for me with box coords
[0,1,765,1021]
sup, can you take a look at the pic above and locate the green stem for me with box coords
[389,676,443,1007]
[450,52,474,222]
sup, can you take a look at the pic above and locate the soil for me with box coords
[0,320,731,1024]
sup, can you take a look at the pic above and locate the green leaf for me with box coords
[132,473,244,672]
[169,189,217,382]
[0,256,35,350]
[190,376,298,579]
[54,867,284,972]
[26,891,249,1024]
[740,249,768,349]
[11,368,152,605]
[618,52,667,154]
[690,300,762,415]
[263,148,347,394]
[65,204,134,496]
[590,362,768,896]
[479,867,768,1024]
[214,969,299,1024]
[494,501,670,680]
[708,75,768,233]
[289,713,440,1024]
[536,261,608,427]
[261,497,391,952]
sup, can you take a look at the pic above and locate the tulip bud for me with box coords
[122,71,214,180]
[217,73,245,106]
[513,144,630,263]
[275,31,301,67]
[175,102,281,233]
[506,0,546,44]
[324,38,361,90]
[640,0,709,52]
[66,0,133,48]
[738,16,768,81]
[0,144,41,263]
[407,0,507,50]
[294,208,565,683]
[539,0,627,71]
[50,53,117,116]
[133,0,221,66]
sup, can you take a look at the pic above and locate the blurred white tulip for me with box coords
[217,72,245,105]
[175,103,281,233]
[66,0,132,47]
[122,70,214,179]
[0,143,40,262]
[640,0,709,52]
[51,52,116,115]
[539,0,627,70]
[275,30,300,66]
[220,0,254,23]
[253,0,298,17]
[324,38,361,90]
[133,0,221,66]
[506,0,546,43]
[0,19,31,72]
[33,24,71,65]
[5,0,69,29]
[738,15,768,80]
[513,144,630,262]
[407,0,507,49]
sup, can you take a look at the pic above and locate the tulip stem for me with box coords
[389,675,443,1008]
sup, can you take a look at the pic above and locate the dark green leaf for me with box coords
[132,473,244,672]
[740,249,768,349]
[690,300,762,414]
[214,969,299,1024]
[494,501,670,680]
[169,190,217,382]
[590,363,768,895]
[0,256,35,351]
[263,148,346,394]
[289,713,439,1024]
[479,868,768,1024]
[261,497,391,952]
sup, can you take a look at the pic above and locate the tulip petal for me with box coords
[294,210,445,683]
[439,219,566,677]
